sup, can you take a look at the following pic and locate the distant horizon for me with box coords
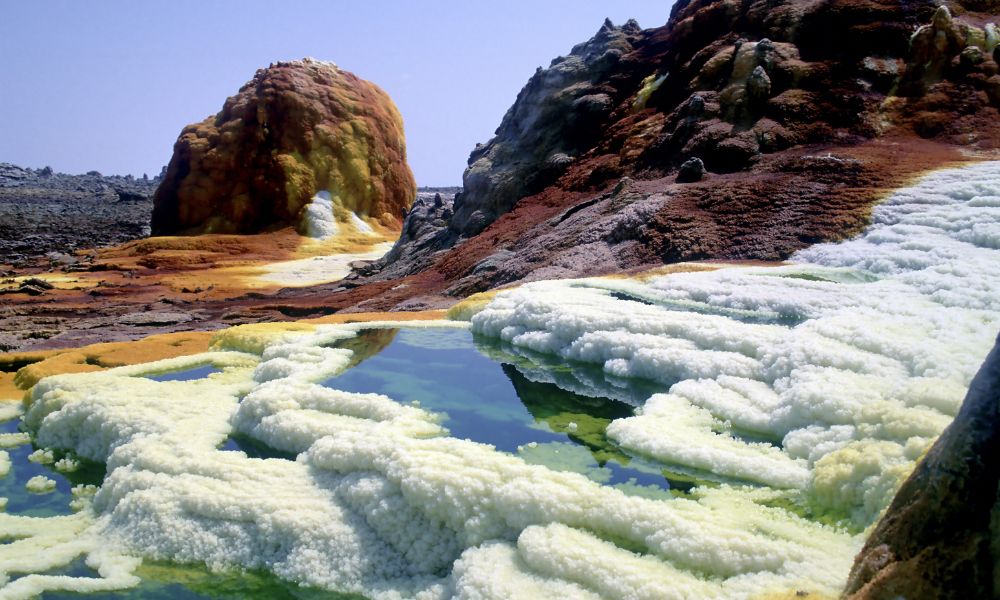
[0,162,466,191]
[0,2,671,187]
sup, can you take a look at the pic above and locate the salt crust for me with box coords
[301,189,379,240]
[256,242,394,288]
[0,405,22,422]
[12,319,854,599]
[24,476,56,494]
[473,161,1000,527]
[27,449,53,465]
[7,163,1000,598]
[0,433,30,450]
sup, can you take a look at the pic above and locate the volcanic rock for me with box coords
[0,163,158,265]
[369,0,1000,296]
[376,189,458,279]
[151,58,415,235]
[448,18,645,237]
[676,157,705,182]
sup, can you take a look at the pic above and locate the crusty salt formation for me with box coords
[473,161,1000,527]
[5,163,999,598]
[8,319,854,599]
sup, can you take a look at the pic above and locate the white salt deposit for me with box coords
[0,432,30,449]
[0,511,140,598]
[473,160,1000,526]
[301,190,378,239]
[350,211,377,235]
[301,190,339,240]
[53,456,80,473]
[24,476,56,494]
[27,449,53,465]
[256,242,394,287]
[7,318,856,598]
[5,162,1000,598]
[0,404,22,422]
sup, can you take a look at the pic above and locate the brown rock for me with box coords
[151,58,415,235]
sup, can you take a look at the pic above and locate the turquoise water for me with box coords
[0,418,103,517]
[143,365,220,382]
[323,327,684,494]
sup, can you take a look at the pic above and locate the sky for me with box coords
[0,2,671,186]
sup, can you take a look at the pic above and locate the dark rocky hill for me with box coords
[342,0,1000,303]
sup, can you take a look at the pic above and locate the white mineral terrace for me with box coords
[1,162,998,599]
[256,242,394,287]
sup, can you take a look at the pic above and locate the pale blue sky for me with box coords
[0,2,671,185]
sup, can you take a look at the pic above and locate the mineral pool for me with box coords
[1,162,999,599]
[322,327,693,495]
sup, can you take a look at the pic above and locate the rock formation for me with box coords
[151,58,415,235]
[452,18,644,237]
[844,333,1000,599]
[365,0,1000,297]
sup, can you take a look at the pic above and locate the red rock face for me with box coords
[151,59,415,235]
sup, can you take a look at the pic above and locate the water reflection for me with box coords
[143,365,221,382]
[322,328,688,495]
[323,327,398,372]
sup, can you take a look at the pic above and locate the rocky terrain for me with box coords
[152,58,415,236]
[351,0,1000,301]
[3,0,999,347]
[0,163,158,266]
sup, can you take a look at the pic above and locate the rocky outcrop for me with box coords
[368,0,1000,296]
[452,18,644,237]
[375,189,458,278]
[844,333,1000,599]
[151,59,415,235]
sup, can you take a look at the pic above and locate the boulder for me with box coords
[151,58,415,235]
[676,157,706,182]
